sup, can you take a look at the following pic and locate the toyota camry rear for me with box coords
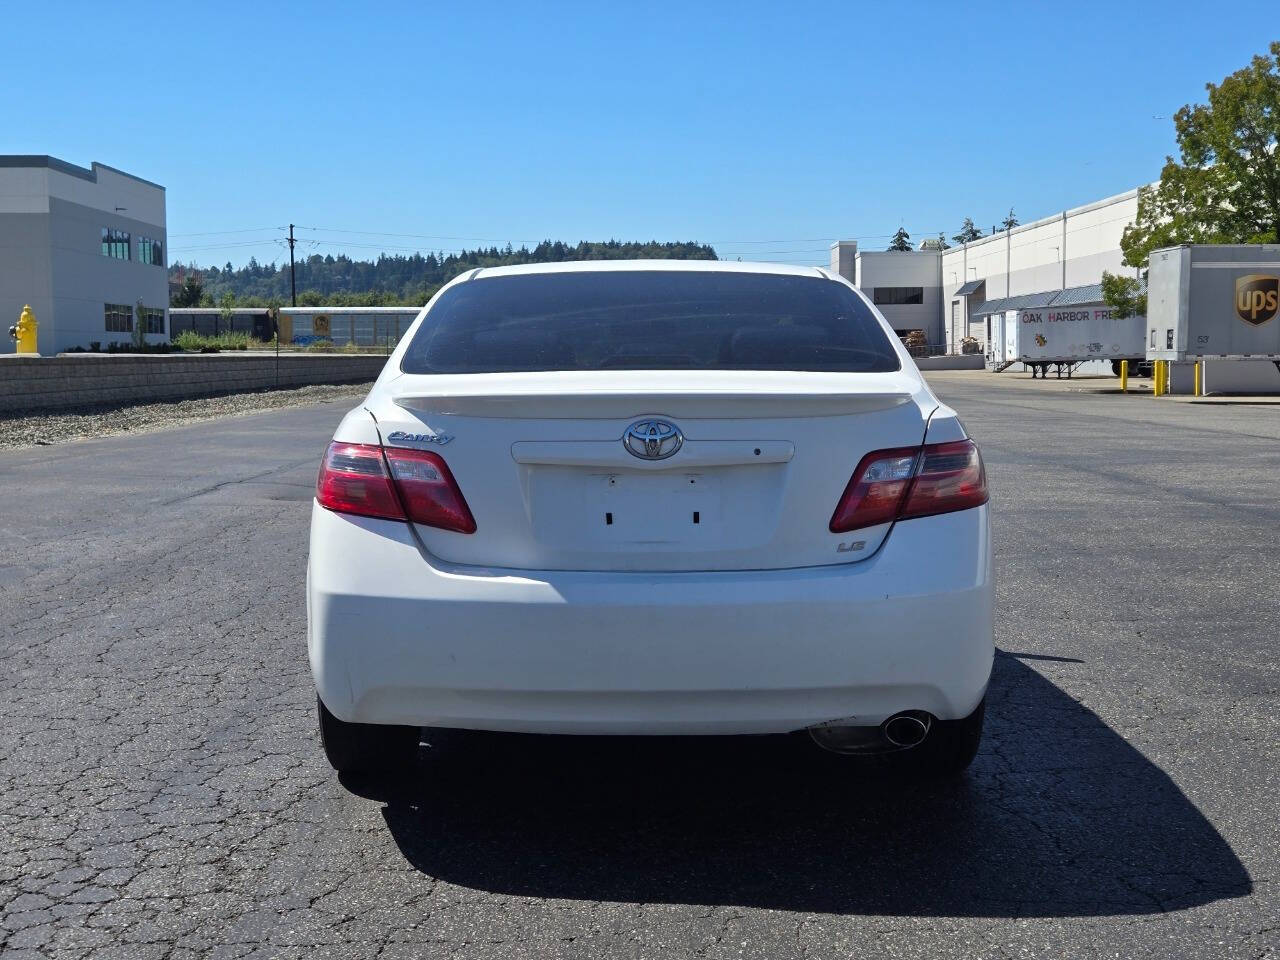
[307,261,993,777]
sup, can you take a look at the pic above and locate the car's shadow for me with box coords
[343,653,1250,917]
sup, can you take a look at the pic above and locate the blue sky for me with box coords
[7,1,1273,268]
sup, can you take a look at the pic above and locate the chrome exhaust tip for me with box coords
[806,710,935,754]
[881,711,932,748]
[807,722,887,755]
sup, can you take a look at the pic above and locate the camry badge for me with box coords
[386,430,453,445]
[623,419,683,460]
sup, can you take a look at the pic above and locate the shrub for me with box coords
[102,340,172,354]
[172,331,267,352]
[306,339,337,353]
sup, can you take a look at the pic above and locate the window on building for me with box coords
[138,306,165,334]
[137,237,164,266]
[872,287,924,305]
[102,228,131,260]
[104,303,133,333]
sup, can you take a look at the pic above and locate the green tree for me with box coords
[1101,272,1147,319]
[171,273,205,308]
[952,218,984,245]
[887,227,912,252]
[1001,208,1019,232]
[218,291,237,334]
[1119,41,1280,270]
[133,298,148,349]
[167,240,719,306]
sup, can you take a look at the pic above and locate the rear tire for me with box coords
[317,696,420,774]
[892,698,985,779]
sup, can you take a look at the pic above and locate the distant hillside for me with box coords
[170,240,720,307]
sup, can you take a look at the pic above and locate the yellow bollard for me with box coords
[1119,359,1129,393]
[1154,360,1166,397]
[9,304,38,354]
[1194,361,1202,397]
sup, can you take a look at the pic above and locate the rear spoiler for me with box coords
[389,370,920,419]
[393,390,913,419]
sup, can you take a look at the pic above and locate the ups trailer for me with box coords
[1145,244,1280,396]
[982,283,1147,378]
[1147,244,1280,360]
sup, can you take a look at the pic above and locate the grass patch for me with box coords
[172,331,271,352]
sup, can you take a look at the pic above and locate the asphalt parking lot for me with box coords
[1,371,1277,959]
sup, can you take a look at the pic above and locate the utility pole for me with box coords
[288,224,297,307]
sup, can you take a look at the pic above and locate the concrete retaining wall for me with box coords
[915,354,986,370]
[0,353,387,414]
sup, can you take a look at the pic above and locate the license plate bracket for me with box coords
[587,472,720,541]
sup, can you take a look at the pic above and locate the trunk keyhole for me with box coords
[693,512,700,524]
[605,512,613,525]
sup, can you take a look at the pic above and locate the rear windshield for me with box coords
[400,270,900,374]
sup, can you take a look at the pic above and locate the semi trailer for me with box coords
[980,283,1147,378]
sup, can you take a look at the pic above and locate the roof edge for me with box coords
[91,162,165,191]
[939,184,1153,255]
[0,155,164,190]
[470,259,826,279]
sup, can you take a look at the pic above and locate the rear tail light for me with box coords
[316,441,476,533]
[897,439,988,522]
[827,446,920,532]
[382,446,476,534]
[829,439,987,533]
[316,442,403,521]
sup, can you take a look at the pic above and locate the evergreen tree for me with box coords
[170,240,720,307]
[952,218,984,245]
[887,227,912,252]
[172,274,205,307]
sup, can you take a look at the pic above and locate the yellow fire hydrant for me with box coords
[10,305,38,354]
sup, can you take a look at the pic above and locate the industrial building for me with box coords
[827,244,944,348]
[0,156,168,355]
[831,188,1144,356]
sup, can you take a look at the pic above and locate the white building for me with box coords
[832,188,1144,355]
[828,242,943,346]
[0,156,168,355]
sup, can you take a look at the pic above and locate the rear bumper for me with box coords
[307,502,993,734]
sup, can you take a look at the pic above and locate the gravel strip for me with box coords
[0,382,372,450]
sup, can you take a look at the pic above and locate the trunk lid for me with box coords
[369,370,930,572]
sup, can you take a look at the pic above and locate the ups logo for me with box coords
[1235,274,1279,326]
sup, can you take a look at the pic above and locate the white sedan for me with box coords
[307,260,992,777]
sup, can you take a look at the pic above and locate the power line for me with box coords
[169,239,289,254]
[296,226,547,245]
[294,226,881,247]
[170,225,952,249]
[168,226,958,263]
[168,226,283,238]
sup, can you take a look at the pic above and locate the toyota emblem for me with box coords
[623,419,683,460]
